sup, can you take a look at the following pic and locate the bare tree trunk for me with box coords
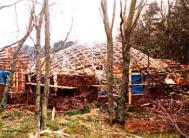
[41,0,50,130]
[117,34,131,123]
[106,35,116,122]
[35,3,44,136]
[101,0,116,123]
[117,0,144,124]
[1,8,34,111]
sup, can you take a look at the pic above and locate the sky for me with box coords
[0,0,162,47]
[0,0,115,47]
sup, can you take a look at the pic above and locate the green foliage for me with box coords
[133,0,189,64]
[64,106,90,116]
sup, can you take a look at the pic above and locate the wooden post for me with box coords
[128,67,132,104]
[13,73,15,88]
[52,106,56,121]
[53,71,58,92]
[21,69,24,92]
[16,72,18,93]
[28,74,32,93]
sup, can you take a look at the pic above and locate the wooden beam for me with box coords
[26,82,76,90]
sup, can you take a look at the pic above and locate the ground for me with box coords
[0,100,188,138]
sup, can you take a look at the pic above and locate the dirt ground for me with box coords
[1,83,189,138]
[0,99,188,138]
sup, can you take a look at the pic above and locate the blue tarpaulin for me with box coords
[131,74,146,84]
[131,73,146,94]
[0,70,9,85]
[131,85,144,94]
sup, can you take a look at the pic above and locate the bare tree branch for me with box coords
[14,3,20,34]
[119,0,124,45]
[0,24,34,52]
[0,0,24,10]
[131,0,147,31]
[110,0,116,32]
[1,2,35,111]
[123,0,127,18]
[101,0,111,34]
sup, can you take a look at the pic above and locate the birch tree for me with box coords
[101,0,116,123]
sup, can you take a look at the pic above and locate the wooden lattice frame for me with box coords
[48,42,168,76]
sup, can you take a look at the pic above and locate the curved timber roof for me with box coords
[48,42,168,75]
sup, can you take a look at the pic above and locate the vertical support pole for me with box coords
[53,71,58,92]
[13,73,15,88]
[28,74,32,93]
[16,72,18,93]
[21,69,24,92]
[128,67,132,104]
[52,106,56,121]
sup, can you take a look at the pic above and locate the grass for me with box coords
[47,119,62,131]
[64,105,90,116]
[142,133,181,138]
[0,105,185,138]
[0,108,35,138]
[62,109,127,138]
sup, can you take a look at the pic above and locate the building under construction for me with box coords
[1,42,185,109]
[25,42,171,109]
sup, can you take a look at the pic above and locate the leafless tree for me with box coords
[101,0,116,123]
[117,0,145,123]
[1,3,35,111]
[33,1,44,136]
[41,0,51,130]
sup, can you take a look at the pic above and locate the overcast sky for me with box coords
[0,0,162,47]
